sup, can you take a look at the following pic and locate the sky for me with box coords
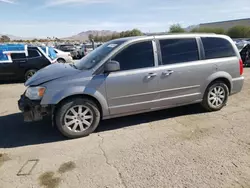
[0,0,250,38]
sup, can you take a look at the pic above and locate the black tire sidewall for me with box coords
[55,98,101,139]
[202,82,229,111]
[57,58,66,63]
[25,69,37,81]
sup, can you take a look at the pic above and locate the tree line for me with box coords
[169,24,250,38]
[1,25,250,44]
[89,25,250,42]
[0,36,63,43]
[0,35,11,43]
[88,29,143,42]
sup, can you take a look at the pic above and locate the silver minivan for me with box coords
[18,34,244,138]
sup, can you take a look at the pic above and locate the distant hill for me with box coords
[1,30,117,41]
[0,34,34,41]
[63,30,117,41]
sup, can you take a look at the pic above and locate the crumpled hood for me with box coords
[25,63,82,86]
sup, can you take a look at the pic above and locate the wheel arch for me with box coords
[54,94,103,118]
[208,77,231,94]
[57,58,66,62]
[203,72,232,95]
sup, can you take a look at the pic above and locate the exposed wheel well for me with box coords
[54,94,103,117]
[57,58,66,62]
[208,78,231,94]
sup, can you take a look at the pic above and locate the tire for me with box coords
[24,69,37,81]
[202,81,229,112]
[55,98,101,139]
[57,58,66,64]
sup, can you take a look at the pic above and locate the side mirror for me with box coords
[104,60,120,73]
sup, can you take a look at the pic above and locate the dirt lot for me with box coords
[0,69,250,188]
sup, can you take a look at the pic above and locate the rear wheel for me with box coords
[202,81,229,111]
[24,69,37,81]
[55,98,101,139]
[57,58,66,64]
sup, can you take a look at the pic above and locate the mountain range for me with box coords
[1,27,199,41]
[62,30,117,41]
[1,30,117,41]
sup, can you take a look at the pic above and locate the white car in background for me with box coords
[54,48,73,63]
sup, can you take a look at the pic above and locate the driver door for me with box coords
[105,40,159,115]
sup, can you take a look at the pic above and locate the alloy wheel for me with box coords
[208,86,226,108]
[64,105,94,133]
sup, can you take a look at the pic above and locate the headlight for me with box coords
[25,87,46,100]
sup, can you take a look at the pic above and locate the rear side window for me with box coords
[112,41,154,71]
[28,49,41,58]
[201,37,235,59]
[159,38,199,65]
[11,53,26,60]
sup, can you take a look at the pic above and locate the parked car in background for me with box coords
[234,39,250,51]
[240,44,250,67]
[73,43,96,59]
[57,44,80,59]
[18,34,244,139]
[0,44,57,81]
[79,43,102,58]
[84,44,94,53]
[54,48,73,63]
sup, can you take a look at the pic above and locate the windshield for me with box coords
[75,40,126,70]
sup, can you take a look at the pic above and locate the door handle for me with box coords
[162,70,174,76]
[146,73,157,79]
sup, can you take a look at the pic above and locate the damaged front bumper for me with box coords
[18,95,52,122]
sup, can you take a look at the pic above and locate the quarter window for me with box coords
[28,49,41,58]
[201,37,235,59]
[112,41,155,71]
[159,38,199,65]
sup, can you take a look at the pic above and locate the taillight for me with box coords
[239,59,244,75]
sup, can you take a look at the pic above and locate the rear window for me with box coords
[201,37,236,59]
[159,38,199,65]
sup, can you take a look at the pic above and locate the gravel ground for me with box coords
[0,69,250,188]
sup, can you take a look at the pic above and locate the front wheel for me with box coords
[55,98,101,139]
[202,82,229,111]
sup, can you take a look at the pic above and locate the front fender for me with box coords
[41,86,109,117]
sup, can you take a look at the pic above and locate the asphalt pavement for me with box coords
[0,69,250,188]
